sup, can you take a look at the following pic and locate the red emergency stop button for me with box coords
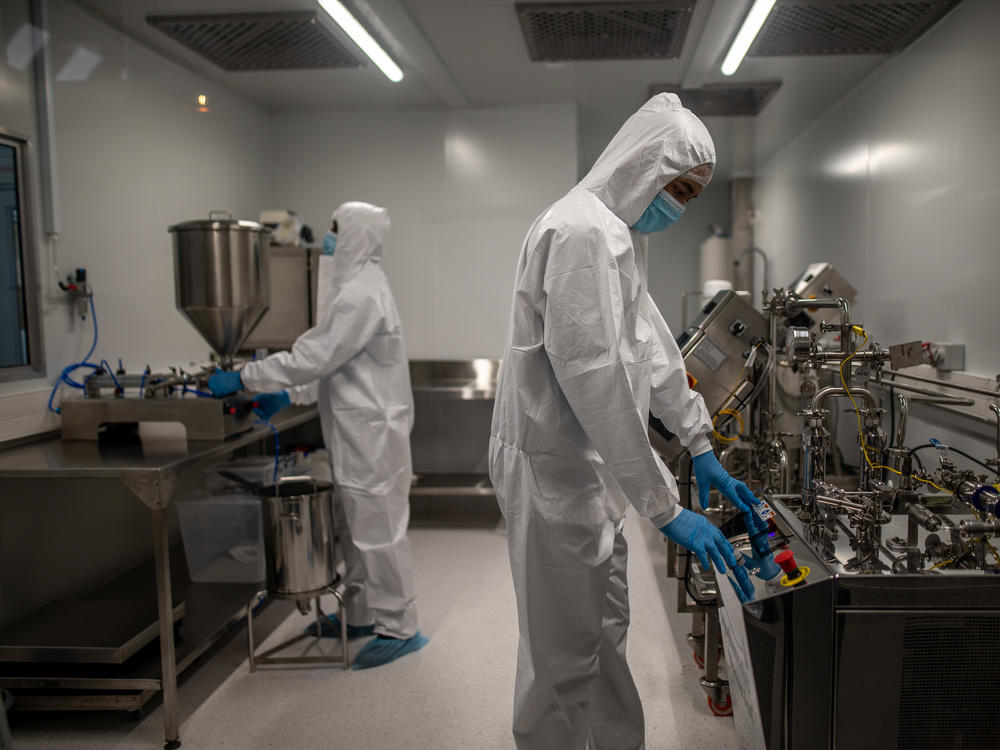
[775,549,809,587]
[776,549,798,573]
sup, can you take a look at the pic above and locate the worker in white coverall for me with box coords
[489,94,762,748]
[209,201,428,670]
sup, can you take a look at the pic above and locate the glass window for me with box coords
[0,136,30,369]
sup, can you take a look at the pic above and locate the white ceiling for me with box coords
[72,0,896,168]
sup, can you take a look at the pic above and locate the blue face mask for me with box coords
[322,231,337,256]
[631,189,686,233]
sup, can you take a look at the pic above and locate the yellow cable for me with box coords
[929,559,954,571]
[713,408,744,443]
[838,326,950,494]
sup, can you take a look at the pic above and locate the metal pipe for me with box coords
[811,386,877,412]
[815,494,866,513]
[734,246,769,306]
[904,501,942,532]
[786,297,851,354]
[884,369,1000,400]
[885,380,978,403]
[771,439,791,494]
[959,519,1000,539]
[895,392,975,449]
[151,508,180,747]
[30,0,62,254]
[990,403,1000,463]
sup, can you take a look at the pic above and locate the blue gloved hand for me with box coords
[207,369,243,397]
[661,508,756,602]
[692,450,759,514]
[252,390,291,420]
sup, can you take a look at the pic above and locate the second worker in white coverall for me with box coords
[209,201,428,670]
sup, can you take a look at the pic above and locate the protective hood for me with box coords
[330,201,391,285]
[578,93,716,227]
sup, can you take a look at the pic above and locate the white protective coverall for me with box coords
[489,93,716,749]
[241,201,418,639]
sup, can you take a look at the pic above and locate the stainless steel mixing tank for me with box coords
[169,212,271,365]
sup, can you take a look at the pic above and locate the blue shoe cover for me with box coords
[304,613,375,639]
[352,632,429,670]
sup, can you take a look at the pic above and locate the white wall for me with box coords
[270,102,577,360]
[755,0,1000,462]
[0,0,273,442]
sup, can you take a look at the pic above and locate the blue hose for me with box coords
[255,419,280,484]
[47,296,99,414]
[182,386,215,398]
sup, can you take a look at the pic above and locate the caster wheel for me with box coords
[694,648,723,669]
[708,695,733,717]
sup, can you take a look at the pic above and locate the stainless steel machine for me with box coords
[720,498,1000,750]
[60,214,271,441]
[656,262,1000,737]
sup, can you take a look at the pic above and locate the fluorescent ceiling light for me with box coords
[317,0,403,83]
[721,0,776,77]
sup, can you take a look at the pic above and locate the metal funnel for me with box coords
[170,214,271,365]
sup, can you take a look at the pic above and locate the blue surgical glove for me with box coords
[692,450,760,514]
[661,508,755,602]
[252,390,291,420]
[207,369,243,397]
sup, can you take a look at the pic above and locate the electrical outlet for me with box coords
[928,342,965,372]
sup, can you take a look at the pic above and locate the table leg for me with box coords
[152,507,181,749]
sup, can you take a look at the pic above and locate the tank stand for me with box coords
[246,581,350,672]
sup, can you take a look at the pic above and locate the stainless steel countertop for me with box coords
[0,405,318,482]
[410,359,498,400]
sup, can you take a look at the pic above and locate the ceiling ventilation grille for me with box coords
[748,0,963,56]
[648,82,782,116]
[147,12,364,71]
[515,1,696,61]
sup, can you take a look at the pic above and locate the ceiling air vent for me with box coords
[515,1,696,61]
[747,0,963,56]
[147,12,365,71]
[648,82,782,116]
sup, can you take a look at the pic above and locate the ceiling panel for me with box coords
[72,0,444,108]
[749,0,963,56]
[515,1,695,62]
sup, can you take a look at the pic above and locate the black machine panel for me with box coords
[739,505,1000,750]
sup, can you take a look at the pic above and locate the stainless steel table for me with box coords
[0,406,318,749]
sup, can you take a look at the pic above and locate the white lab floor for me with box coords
[10,510,739,750]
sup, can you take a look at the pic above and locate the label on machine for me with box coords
[692,337,728,371]
[753,500,776,523]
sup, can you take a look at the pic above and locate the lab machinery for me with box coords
[59,213,272,440]
[655,262,1000,747]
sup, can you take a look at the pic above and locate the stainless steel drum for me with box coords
[259,477,337,599]
[169,211,271,365]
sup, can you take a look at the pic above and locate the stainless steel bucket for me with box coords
[259,476,336,599]
[169,211,271,364]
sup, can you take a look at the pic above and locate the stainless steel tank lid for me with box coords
[168,217,268,233]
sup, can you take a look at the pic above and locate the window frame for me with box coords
[0,129,44,382]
